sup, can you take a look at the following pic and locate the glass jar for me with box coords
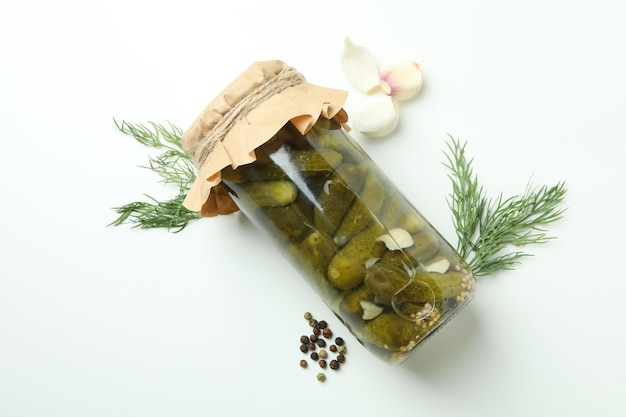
[182,60,475,363]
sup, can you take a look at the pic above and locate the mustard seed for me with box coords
[300,360,308,368]
[309,319,318,327]
[337,345,346,354]
[304,312,312,320]
[319,349,328,359]
[317,373,326,382]
[319,359,327,368]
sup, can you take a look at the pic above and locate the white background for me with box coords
[1,0,625,416]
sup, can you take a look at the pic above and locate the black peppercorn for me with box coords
[322,328,332,338]
[329,344,337,352]
[300,335,310,344]
[304,312,312,320]
[335,337,345,346]
[316,339,326,348]
[337,354,345,363]
[313,326,321,335]
[310,352,319,361]
[330,360,339,370]
[307,342,316,351]
[319,359,327,368]
[300,360,308,368]
[310,334,319,343]
[309,319,318,327]
[318,320,328,329]
[300,344,308,353]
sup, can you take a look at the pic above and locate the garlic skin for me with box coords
[379,61,423,101]
[340,38,380,94]
[352,95,399,138]
[376,228,414,251]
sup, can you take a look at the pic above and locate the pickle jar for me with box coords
[182,60,476,363]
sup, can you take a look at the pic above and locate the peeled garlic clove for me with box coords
[352,95,399,137]
[425,258,451,274]
[379,61,423,101]
[376,228,414,251]
[340,37,381,94]
[360,300,384,320]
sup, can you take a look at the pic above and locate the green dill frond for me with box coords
[109,191,199,233]
[443,135,567,276]
[110,119,199,232]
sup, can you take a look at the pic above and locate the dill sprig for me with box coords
[443,135,567,276]
[109,119,199,232]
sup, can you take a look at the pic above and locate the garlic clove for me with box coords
[352,95,399,137]
[360,300,384,320]
[364,257,381,269]
[340,37,381,94]
[425,258,451,274]
[379,61,423,101]
[376,228,414,251]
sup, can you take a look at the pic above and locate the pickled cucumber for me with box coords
[266,203,310,241]
[380,249,418,271]
[334,171,385,246]
[364,262,412,303]
[339,284,376,316]
[327,223,387,290]
[292,231,340,299]
[407,230,440,262]
[362,313,420,350]
[277,148,343,173]
[400,212,429,234]
[239,180,297,207]
[377,188,405,229]
[221,165,248,183]
[266,185,317,241]
[394,271,467,304]
[232,148,343,182]
[312,164,362,236]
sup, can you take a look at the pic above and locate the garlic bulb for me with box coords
[340,37,424,137]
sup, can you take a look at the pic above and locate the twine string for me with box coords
[192,66,305,169]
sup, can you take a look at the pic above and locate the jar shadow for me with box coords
[401,305,484,376]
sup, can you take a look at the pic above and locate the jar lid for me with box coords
[181,60,348,216]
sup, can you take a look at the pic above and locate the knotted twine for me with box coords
[190,66,306,170]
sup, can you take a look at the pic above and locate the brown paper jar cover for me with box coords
[180,60,475,363]
[182,60,348,216]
